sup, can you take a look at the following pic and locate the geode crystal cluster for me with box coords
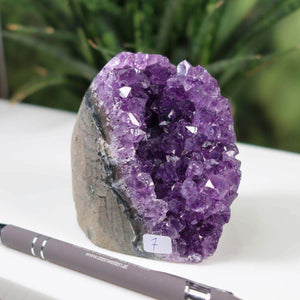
[71,52,241,263]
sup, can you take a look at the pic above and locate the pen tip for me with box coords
[0,223,7,231]
[210,288,242,300]
[0,224,6,243]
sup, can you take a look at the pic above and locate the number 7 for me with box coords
[151,237,158,251]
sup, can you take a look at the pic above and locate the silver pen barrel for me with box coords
[0,224,240,300]
[184,281,241,300]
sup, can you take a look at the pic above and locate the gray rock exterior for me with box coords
[71,91,155,258]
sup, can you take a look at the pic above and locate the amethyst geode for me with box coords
[71,52,241,263]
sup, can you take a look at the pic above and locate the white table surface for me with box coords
[0,99,299,300]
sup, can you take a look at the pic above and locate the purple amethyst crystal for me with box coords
[72,52,241,263]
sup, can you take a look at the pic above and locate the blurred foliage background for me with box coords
[0,0,300,152]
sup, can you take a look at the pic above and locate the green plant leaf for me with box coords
[5,24,76,41]
[32,0,73,30]
[207,54,263,74]
[219,0,300,57]
[244,45,300,76]
[10,75,67,103]
[77,27,94,65]
[3,31,97,79]
[192,0,226,65]
[156,0,183,53]
[236,0,300,53]
[68,0,85,25]
[141,0,155,50]
[77,0,121,16]
[133,6,143,52]
[220,45,300,87]
[87,38,118,62]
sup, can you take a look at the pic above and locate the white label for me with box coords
[143,234,172,254]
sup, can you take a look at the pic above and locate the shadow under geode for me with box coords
[204,194,300,264]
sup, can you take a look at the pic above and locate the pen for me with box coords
[0,223,240,300]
